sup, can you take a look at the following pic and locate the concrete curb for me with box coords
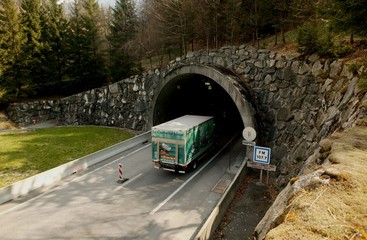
[194,158,249,240]
[0,131,151,205]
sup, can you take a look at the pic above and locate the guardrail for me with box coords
[194,158,249,240]
[0,131,151,205]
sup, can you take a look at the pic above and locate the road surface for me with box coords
[0,136,245,240]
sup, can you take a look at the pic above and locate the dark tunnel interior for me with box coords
[153,74,244,136]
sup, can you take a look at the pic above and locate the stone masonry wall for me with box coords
[7,45,366,188]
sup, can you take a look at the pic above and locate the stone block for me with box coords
[321,78,334,93]
[264,74,273,85]
[329,60,343,78]
[269,84,278,92]
[312,61,323,77]
[277,108,290,121]
[308,53,319,62]
[298,63,311,75]
[108,82,120,94]
[254,60,266,68]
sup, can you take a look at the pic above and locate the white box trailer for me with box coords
[151,115,215,173]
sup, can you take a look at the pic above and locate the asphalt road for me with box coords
[0,136,245,240]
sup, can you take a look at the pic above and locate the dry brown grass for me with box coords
[266,125,367,240]
[0,112,17,130]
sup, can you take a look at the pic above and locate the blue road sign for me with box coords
[253,146,271,165]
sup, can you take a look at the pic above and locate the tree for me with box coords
[38,0,68,94]
[66,0,107,91]
[0,0,22,75]
[146,0,197,56]
[80,0,107,85]
[240,0,273,47]
[272,0,292,45]
[329,0,367,43]
[108,0,138,81]
[219,0,242,46]
[65,0,84,85]
[0,0,25,101]
[17,0,43,96]
[135,0,155,66]
[205,0,221,49]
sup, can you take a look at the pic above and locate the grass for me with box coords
[0,112,16,130]
[140,54,174,70]
[0,126,134,188]
[266,124,367,240]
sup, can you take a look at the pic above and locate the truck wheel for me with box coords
[191,161,197,171]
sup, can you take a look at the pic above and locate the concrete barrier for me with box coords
[194,158,249,240]
[0,131,151,205]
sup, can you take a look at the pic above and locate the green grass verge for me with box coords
[0,126,134,188]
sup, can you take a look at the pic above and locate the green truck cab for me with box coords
[152,115,215,173]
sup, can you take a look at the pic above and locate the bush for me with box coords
[357,77,367,93]
[297,22,352,58]
[0,88,9,108]
[297,22,319,54]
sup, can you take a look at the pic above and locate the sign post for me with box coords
[242,127,256,161]
[253,146,271,165]
[242,127,276,184]
[247,146,276,184]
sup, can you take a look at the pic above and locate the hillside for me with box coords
[240,32,367,239]
[255,99,367,239]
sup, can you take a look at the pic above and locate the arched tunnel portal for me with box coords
[150,65,257,138]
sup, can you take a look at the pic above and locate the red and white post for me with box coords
[117,162,129,183]
[118,163,123,180]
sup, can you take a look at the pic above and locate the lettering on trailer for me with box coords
[253,146,271,165]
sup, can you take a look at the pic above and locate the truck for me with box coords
[151,115,215,173]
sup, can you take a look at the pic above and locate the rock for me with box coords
[323,167,345,180]
[254,169,326,240]
[108,82,120,94]
[329,60,343,78]
[308,53,319,62]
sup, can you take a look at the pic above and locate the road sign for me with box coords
[247,161,276,171]
[242,140,256,146]
[253,146,271,165]
[242,127,256,141]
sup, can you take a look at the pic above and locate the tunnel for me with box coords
[150,64,257,138]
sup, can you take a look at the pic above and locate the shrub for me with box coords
[297,22,319,54]
[297,22,352,58]
[0,88,9,107]
[357,78,367,93]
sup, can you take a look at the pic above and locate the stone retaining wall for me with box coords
[7,45,366,188]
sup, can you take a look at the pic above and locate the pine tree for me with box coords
[38,0,68,94]
[65,0,107,92]
[329,0,367,43]
[65,0,84,86]
[108,0,138,81]
[0,0,25,99]
[0,0,23,75]
[80,0,106,86]
[19,0,44,96]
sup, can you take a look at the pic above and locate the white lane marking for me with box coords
[114,173,143,192]
[0,144,151,216]
[101,143,151,169]
[149,136,237,215]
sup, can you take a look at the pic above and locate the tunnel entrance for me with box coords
[153,73,244,135]
[150,64,257,139]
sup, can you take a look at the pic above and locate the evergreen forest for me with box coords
[1,0,366,106]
